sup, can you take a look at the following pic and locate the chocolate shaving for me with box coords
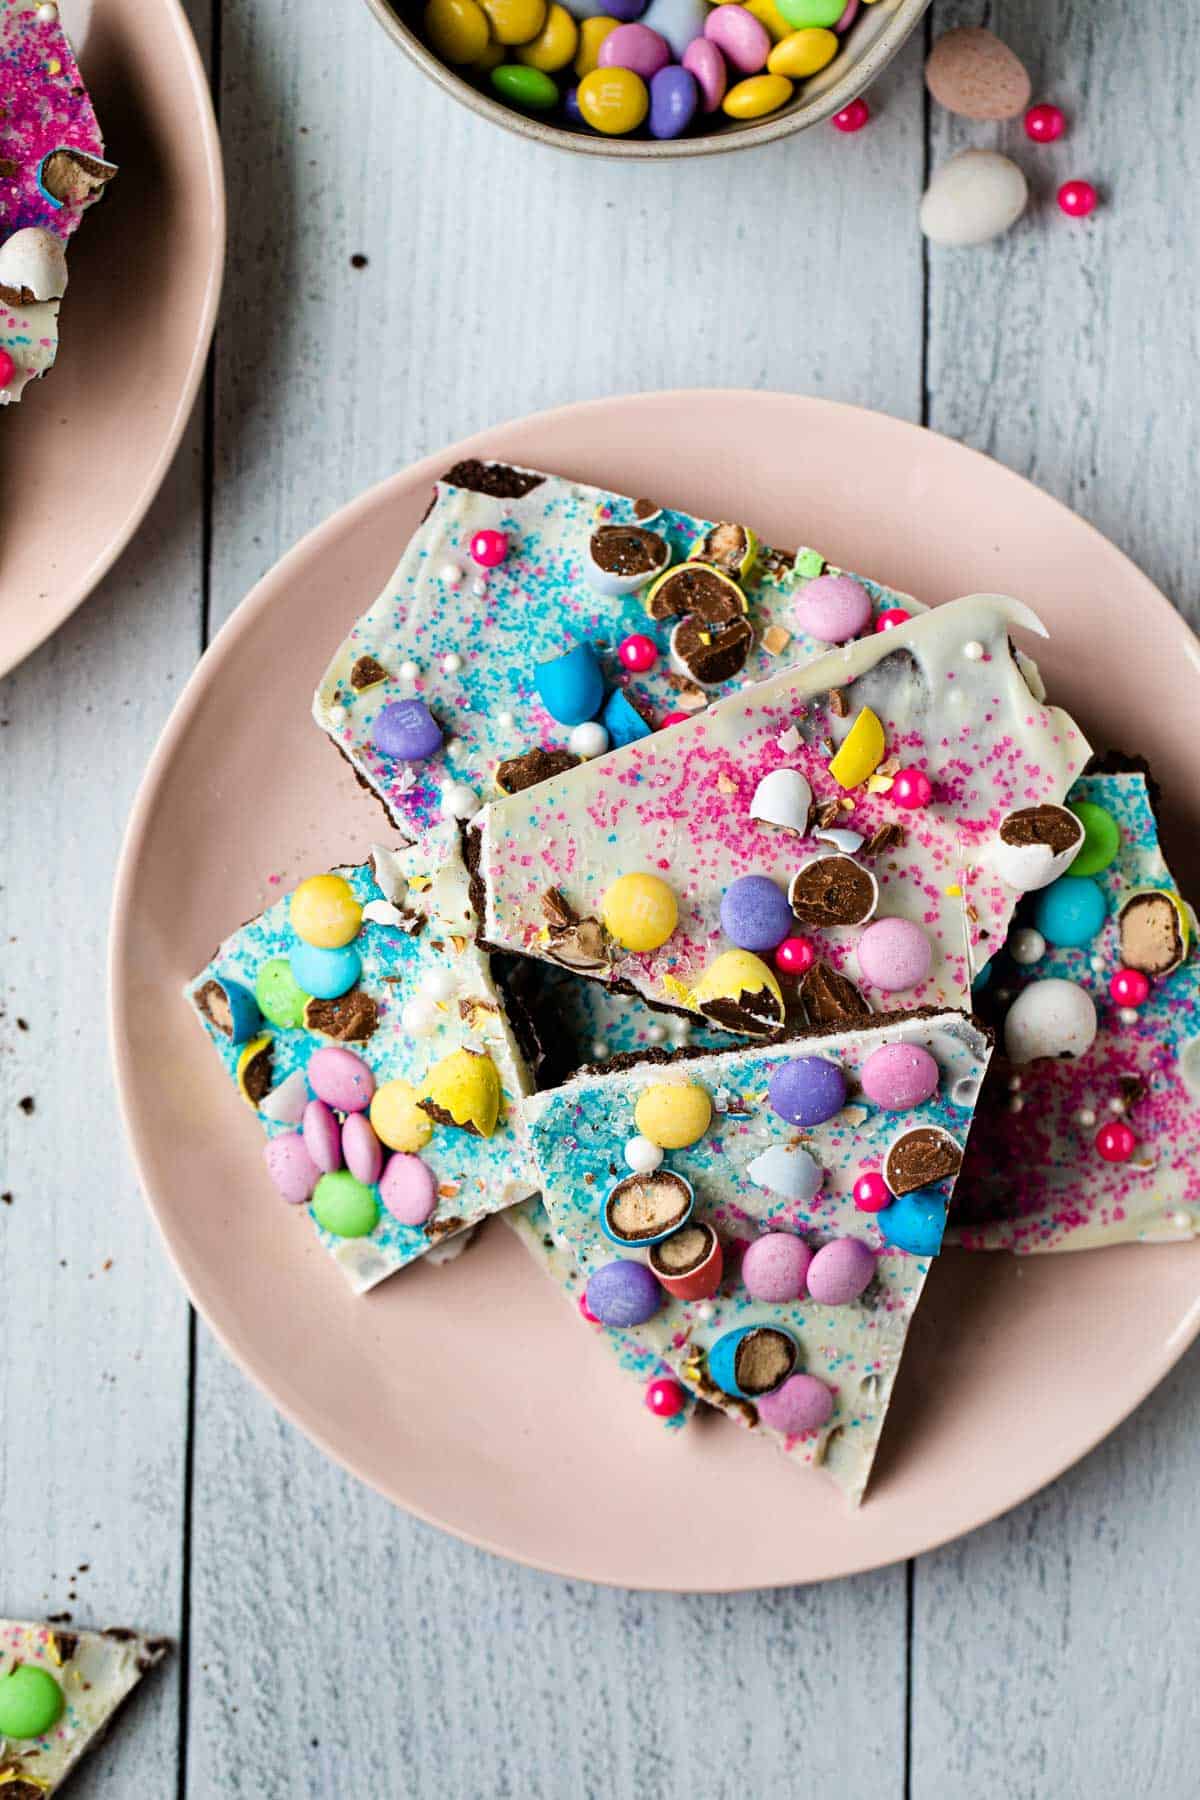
[863,822,908,857]
[1118,1074,1147,1110]
[40,146,116,205]
[999,803,1083,853]
[814,797,842,830]
[828,688,849,718]
[350,654,388,691]
[425,1214,467,1242]
[799,961,870,1028]
[441,458,543,499]
[885,1127,963,1197]
[496,745,580,795]
[673,614,754,686]
[788,856,877,928]
[540,887,577,931]
[540,887,611,972]
[304,989,380,1042]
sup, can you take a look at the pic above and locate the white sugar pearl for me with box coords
[1010,928,1046,966]
[695,1301,715,1322]
[36,2,58,19]
[624,1135,664,1175]
[421,968,456,1002]
[591,1040,609,1061]
[439,563,464,586]
[328,703,348,727]
[440,781,478,819]
[1171,1211,1193,1232]
[1007,1074,1023,1091]
[496,710,515,728]
[963,640,985,661]
[471,578,488,598]
[401,996,439,1037]
[569,721,609,759]
[399,660,420,683]
[647,1024,667,1045]
[1118,1007,1139,1026]
[441,653,462,674]
[1108,1096,1127,1115]
[1009,1095,1025,1113]
[669,1018,692,1041]
[1074,1106,1097,1128]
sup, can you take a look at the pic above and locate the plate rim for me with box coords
[109,389,1200,1589]
[1,0,226,678]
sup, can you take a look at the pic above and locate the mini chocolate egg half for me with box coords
[586,524,671,597]
[788,854,879,929]
[884,1126,964,1198]
[649,1219,722,1300]
[602,1169,695,1248]
[991,803,1085,893]
[707,1324,799,1401]
[194,974,261,1044]
[687,522,758,583]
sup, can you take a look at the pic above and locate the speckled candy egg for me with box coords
[372,697,444,761]
[742,1232,813,1303]
[860,1042,939,1110]
[920,149,1028,247]
[856,917,932,993]
[720,874,794,953]
[586,1258,662,1327]
[379,1152,438,1225]
[924,26,1031,120]
[308,1045,376,1113]
[534,642,605,726]
[756,1372,835,1436]
[263,1132,320,1204]
[1004,978,1098,1064]
[682,35,726,111]
[703,3,769,74]
[768,1056,847,1127]
[795,573,872,644]
[806,1235,874,1304]
[597,19,670,72]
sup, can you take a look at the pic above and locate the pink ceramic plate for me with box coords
[111,392,1200,1590]
[0,0,223,677]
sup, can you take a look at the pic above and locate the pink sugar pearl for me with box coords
[682,37,727,113]
[660,710,691,728]
[892,767,933,809]
[0,349,15,388]
[775,935,816,976]
[618,633,658,673]
[853,1170,890,1213]
[756,1372,834,1436]
[469,528,509,568]
[1110,968,1151,1008]
[1096,1120,1136,1163]
[703,4,769,75]
[857,917,932,993]
[832,97,869,132]
[1025,101,1065,143]
[644,1376,687,1419]
[1058,178,1097,218]
[742,1232,813,1304]
[876,607,910,632]
[577,1290,599,1324]
[807,1236,875,1306]
[796,573,872,644]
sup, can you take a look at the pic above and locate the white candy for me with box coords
[646,1023,667,1045]
[1074,1106,1097,1128]
[36,2,58,19]
[440,780,479,819]
[471,579,488,598]
[398,659,420,684]
[438,563,464,586]
[745,1144,823,1203]
[441,652,462,674]
[591,1039,609,1061]
[1009,927,1046,966]
[0,226,68,301]
[421,967,456,1002]
[258,1069,308,1125]
[569,721,609,759]
[624,1135,663,1175]
[1004,978,1098,1064]
[750,768,813,835]
[401,996,439,1037]
[362,898,409,929]
[920,150,1029,247]
[496,710,515,728]
[963,640,985,661]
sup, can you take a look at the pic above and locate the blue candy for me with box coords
[289,940,362,1001]
[639,0,707,55]
[876,1187,947,1257]
[648,64,698,139]
[1033,875,1108,949]
[768,1056,847,1127]
[707,1324,798,1400]
[602,1172,694,1247]
[586,1258,661,1327]
[372,697,443,762]
[205,976,261,1044]
[720,874,793,953]
[534,643,605,726]
[601,686,652,749]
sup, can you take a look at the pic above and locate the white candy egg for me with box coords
[920,149,1029,247]
[401,996,439,1037]
[1004,978,1098,1064]
[750,768,813,835]
[745,1144,823,1203]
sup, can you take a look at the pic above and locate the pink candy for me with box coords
[302,1098,342,1172]
[1110,967,1150,1008]
[860,1042,940,1110]
[742,1232,813,1303]
[379,1151,438,1225]
[469,529,508,568]
[807,1236,875,1305]
[0,350,15,388]
[702,4,768,75]
[796,573,872,644]
[856,917,932,993]
[853,1170,890,1213]
[682,37,726,113]
[599,22,671,76]
[876,607,911,632]
[644,1376,687,1418]
[618,633,658,674]
[307,1045,375,1113]
[892,768,933,810]
[756,1372,835,1436]
[342,1111,384,1185]
[263,1132,320,1205]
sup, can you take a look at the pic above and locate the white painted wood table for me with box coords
[3,0,1199,1793]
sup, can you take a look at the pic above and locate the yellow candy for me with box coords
[576,66,649,135]
[423,1048,501,1138]
[469,38,505,69]
[722,73,793,119]
[481,0,546,45]
[691,951,785,1033]
[574,14,616,77]
[289,874,362,949]
[742,0,792,42]
[828,706,886,789]
[634,1082,713,1150]
[517,1,578,69]
[767,25,837,75]
[370,1079,434,1153]
[424,0,490,62]
[236,1034,274,1108]
[602,872,678,952]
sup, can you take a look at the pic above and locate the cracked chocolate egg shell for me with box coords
[649,1220,722,1299]
[670,614,755,687]
[586,524,670,596]
[708,1325,798,1399]
[884,1127,963,1197]
[419,1048,501,1137]
[194,975,260,1044]
[688,522,758,581]
[645,560,747,622]
[750,767,814,835]
[603,1170,695,1246]
[0,226,68,303]
[1118,890,1189,977]
[788,855,878,928]
[236,1034,274,1107]
[992,803,1085,892]
[39,145,117,205]
[691,950,785,1037]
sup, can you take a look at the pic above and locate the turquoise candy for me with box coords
[289,940,362,1000]
[602,686,653,748]
[876,1187,947,1257]
[707,1323,798,1399]
[1033,874,1108,949]
[534,643,605,726]
[204,976,261,1043]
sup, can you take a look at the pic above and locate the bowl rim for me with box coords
[362,0,931,160]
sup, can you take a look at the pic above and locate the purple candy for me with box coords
[598,21,670,76]
[796,573,873,645]
[372,697,443,762]
[563,83,584,126]
[586,1259,662,1327]
[648,63,698,138]
[682,36,726,112]
[342,1111,384,1185]
[302,1098,342,1173]
[720,874,793,953]
[768,1056,847,1127]
[604,0,649,20]
[307,1045,376,1113]
[860,1042,940,1111]
[806,1236,875,1306]
[756,1373,835,1436]
[263,1132,320,1205]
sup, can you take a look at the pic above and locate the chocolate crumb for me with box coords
[442,459,543,500]
[863,822,908,857]
[17,1095,34,1115]
[349,654,388,691]
[2,1193,11,1205]
[303,989,380,1042]
[52,1632,78,1663]
[496,745,580,796]
[814,797,842,830]
[350,252,368,268]
[828,687,849,718]
[799,961,870,1028]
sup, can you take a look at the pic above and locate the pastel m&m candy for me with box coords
[0,1664,64,1739]
[424,0,490,61]
[492,62,560,105]
[1068,800,1120,875]
[289,939,361,1001]
[516,1,579,67]
[575,14,618,75]
[806,1235,874,1304]
[775,0,841,23]
[1033,874,1107,948]
[796,572,872,643]
[634,1080,712,1147]
[302,1097,343,1171]
[742,1231,812,1303]
[380,1151,438,1224]
[343,1111,385,1184]
[312,1170,379,1238]
[704,3,769,73]
[263,1131,320,1204]
[290,873,362,948]
[756,1373,834,1435]
[577,65,649,132]
[720,873,793,953]
[767,25,836,75]
[373,696,443,761]
[648,62,698,134]
[308,1045,376,1112]
[602,871,678,951]
[856,916,932,992]
[255,956,310,1027]
[598,20,670,75]
[860,1042,939,1110]
[371,1079,434,1152]
[682,36,726,112]
[722,72,792,119]
[586,1258,662,1326]
[768,1055,846,1127]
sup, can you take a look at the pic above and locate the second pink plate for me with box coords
[112,392,1200,1589]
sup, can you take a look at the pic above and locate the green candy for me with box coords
[490,64,559,110]
[1068,801,1121,876]
[312,1170,379,1238]
[775,0,843,24]
[794,547,825,579]
[255,957,310,1029]
[0,1663,65,1739]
